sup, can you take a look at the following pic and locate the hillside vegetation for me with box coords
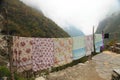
[0,0,69,38]
[96,12,120,34]
[96,12,120,44]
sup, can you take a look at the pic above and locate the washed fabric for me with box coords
[85,35,94,56]
[32,38,54,71]
[53,38,73,67]
[95,34,102,43]
[95,34,103,52]
[72,36,86,60]
[95,41,103,52]
[13,36,33,72]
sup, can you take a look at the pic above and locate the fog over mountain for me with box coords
[64,24,84,37]
[20,0,120,35]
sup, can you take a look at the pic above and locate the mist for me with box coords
[20,0,120,35]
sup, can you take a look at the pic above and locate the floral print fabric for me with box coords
[53,38,73,67]
[13,37,54,72]
[13,36,33,72]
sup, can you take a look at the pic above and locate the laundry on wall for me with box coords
[72,36,86,60]
[95,34,103,52]
[13,36,33,72]
[85,35,94,56]
[53,38,73,67]
[32,38,54,72]
[11,34,103,72]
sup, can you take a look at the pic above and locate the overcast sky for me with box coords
[20,0,120,35]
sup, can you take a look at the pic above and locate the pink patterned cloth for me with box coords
[13,36,33,72]
[32,38,54,72]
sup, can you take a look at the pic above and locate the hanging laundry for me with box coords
[53,38,73,67]
[95,34,103,52]
[85,35,94,56]
[13,36,33,72]
[72,36,86,60]
[32,38,54,72]
[15,37,33,72]
[95,34,103,42]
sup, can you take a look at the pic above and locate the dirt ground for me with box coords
[46,51,120,80]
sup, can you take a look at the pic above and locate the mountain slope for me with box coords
[0,0,69,38]
[96,12,120,34]
[96,12,120,43]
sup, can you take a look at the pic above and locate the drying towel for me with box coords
[95,34,103,52]
[95,34,102,43]
[85,35,94,56]
[53,38,73,67]
[72,36,86,60]
[32,38,54,72]
[95,41,103,52]
[13,36,33,72]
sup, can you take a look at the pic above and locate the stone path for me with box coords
[46,51,120,80]
[92,51,120,80]
[47,61,104,80]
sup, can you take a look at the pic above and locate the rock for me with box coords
[35,76,46,80]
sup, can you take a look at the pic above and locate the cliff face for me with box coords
[96,12,120,34]
[96,12,120,43]
[0,0,70,38]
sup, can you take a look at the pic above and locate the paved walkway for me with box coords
[47,61,104,80]
[46,51,120,80]
[92,51,120,80]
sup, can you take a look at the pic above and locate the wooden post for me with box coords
[2,7,14,80]
[93,26,96,54]
[7,36,14,80]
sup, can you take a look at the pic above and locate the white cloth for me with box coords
[85,35,94,56]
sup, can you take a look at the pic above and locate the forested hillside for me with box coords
[0,0,69,38]
[96,12,120,34]
[96,12,120,43]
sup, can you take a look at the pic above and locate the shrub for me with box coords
[0,66,28,80]
[14,73,27,80]
[0,66,10,77]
